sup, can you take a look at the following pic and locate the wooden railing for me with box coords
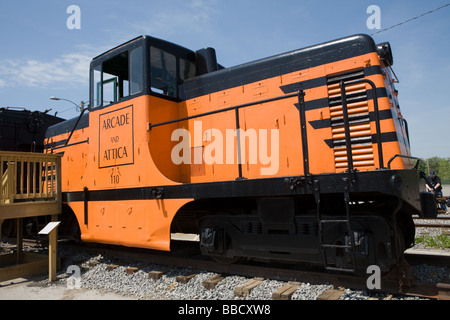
[0,151,62,219]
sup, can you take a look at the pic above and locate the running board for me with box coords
[171,233,200,242]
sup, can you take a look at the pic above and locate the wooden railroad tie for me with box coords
[106,264,120,271]
[235,277,265,297]
[148,268,170,280]
[203,274,225,290]
[125,266,140,274]
[272,281,301,300]
[316,288,346,300]
[87,260,101,267]
[176,273,198,284]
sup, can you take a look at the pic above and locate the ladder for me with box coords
[314,178,356,273]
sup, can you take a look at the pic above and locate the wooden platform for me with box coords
[0,151,62,282]
[0,252,48,283]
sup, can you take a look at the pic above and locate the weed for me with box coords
[415,232,450,249]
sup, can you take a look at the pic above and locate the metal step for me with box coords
[315,178,356,273]
[321,244,352,249]
[320,219,349,223]
[324,266,355,273]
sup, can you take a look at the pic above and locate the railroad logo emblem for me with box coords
[99,105,134,168]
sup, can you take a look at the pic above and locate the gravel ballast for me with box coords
[49,247,447,300]
[2,230,449,300]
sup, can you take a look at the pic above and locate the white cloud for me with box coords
[0,52,91,89]
[0,0,220,90]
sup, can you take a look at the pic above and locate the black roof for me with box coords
[179,34,378,100]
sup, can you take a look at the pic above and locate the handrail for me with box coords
[148,93,298,130]
[147,79,383,176]
[148,92,299,179]
[339,79,384,170]
[387,154,422,169]
[0,151,62,205]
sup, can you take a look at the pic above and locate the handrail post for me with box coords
[298,90,310,176]
[235,107,243,179]
[7,160,16,203]
[56,156,62,207]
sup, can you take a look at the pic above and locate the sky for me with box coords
[0,0,449,159]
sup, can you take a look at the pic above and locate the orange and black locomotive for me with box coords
[45,34,434,273]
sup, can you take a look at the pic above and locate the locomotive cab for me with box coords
[89,35,206,111]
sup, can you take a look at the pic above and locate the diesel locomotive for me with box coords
[45,34,435,273]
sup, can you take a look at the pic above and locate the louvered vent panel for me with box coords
[327,70,375,170]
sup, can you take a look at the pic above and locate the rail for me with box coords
[0,151,62,219]
[65,241,450,300]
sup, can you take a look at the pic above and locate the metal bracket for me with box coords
[83,187,88,225]
[150,187,164,199]
[313,179,320,205]
[285,176,308,190]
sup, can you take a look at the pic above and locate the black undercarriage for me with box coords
[171,168,432,274]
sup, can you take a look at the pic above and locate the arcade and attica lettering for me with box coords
[102,113,130,130]
[99,105,134,169]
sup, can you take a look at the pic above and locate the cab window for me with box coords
[102,52,129,106]
[92,47,143,108]
[150,46,177,98]
[180,58,196,81]
[130,47,143,95]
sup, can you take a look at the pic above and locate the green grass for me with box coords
[415,233,450,249]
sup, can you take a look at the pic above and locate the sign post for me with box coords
[39,221,60,282]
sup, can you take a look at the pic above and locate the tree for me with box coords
[418,157,450,184]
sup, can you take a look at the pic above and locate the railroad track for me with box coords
[3,237,449,300]
[56,241,450,300]
[405,249,450,267]
[414,223,450,229]
[413,214,450,229]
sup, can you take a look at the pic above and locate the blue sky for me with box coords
[0,0,449,158]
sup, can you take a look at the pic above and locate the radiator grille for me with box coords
[327,70,374,170]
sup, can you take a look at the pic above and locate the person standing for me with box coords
[426,170,446,212]
[426,170,442,194]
